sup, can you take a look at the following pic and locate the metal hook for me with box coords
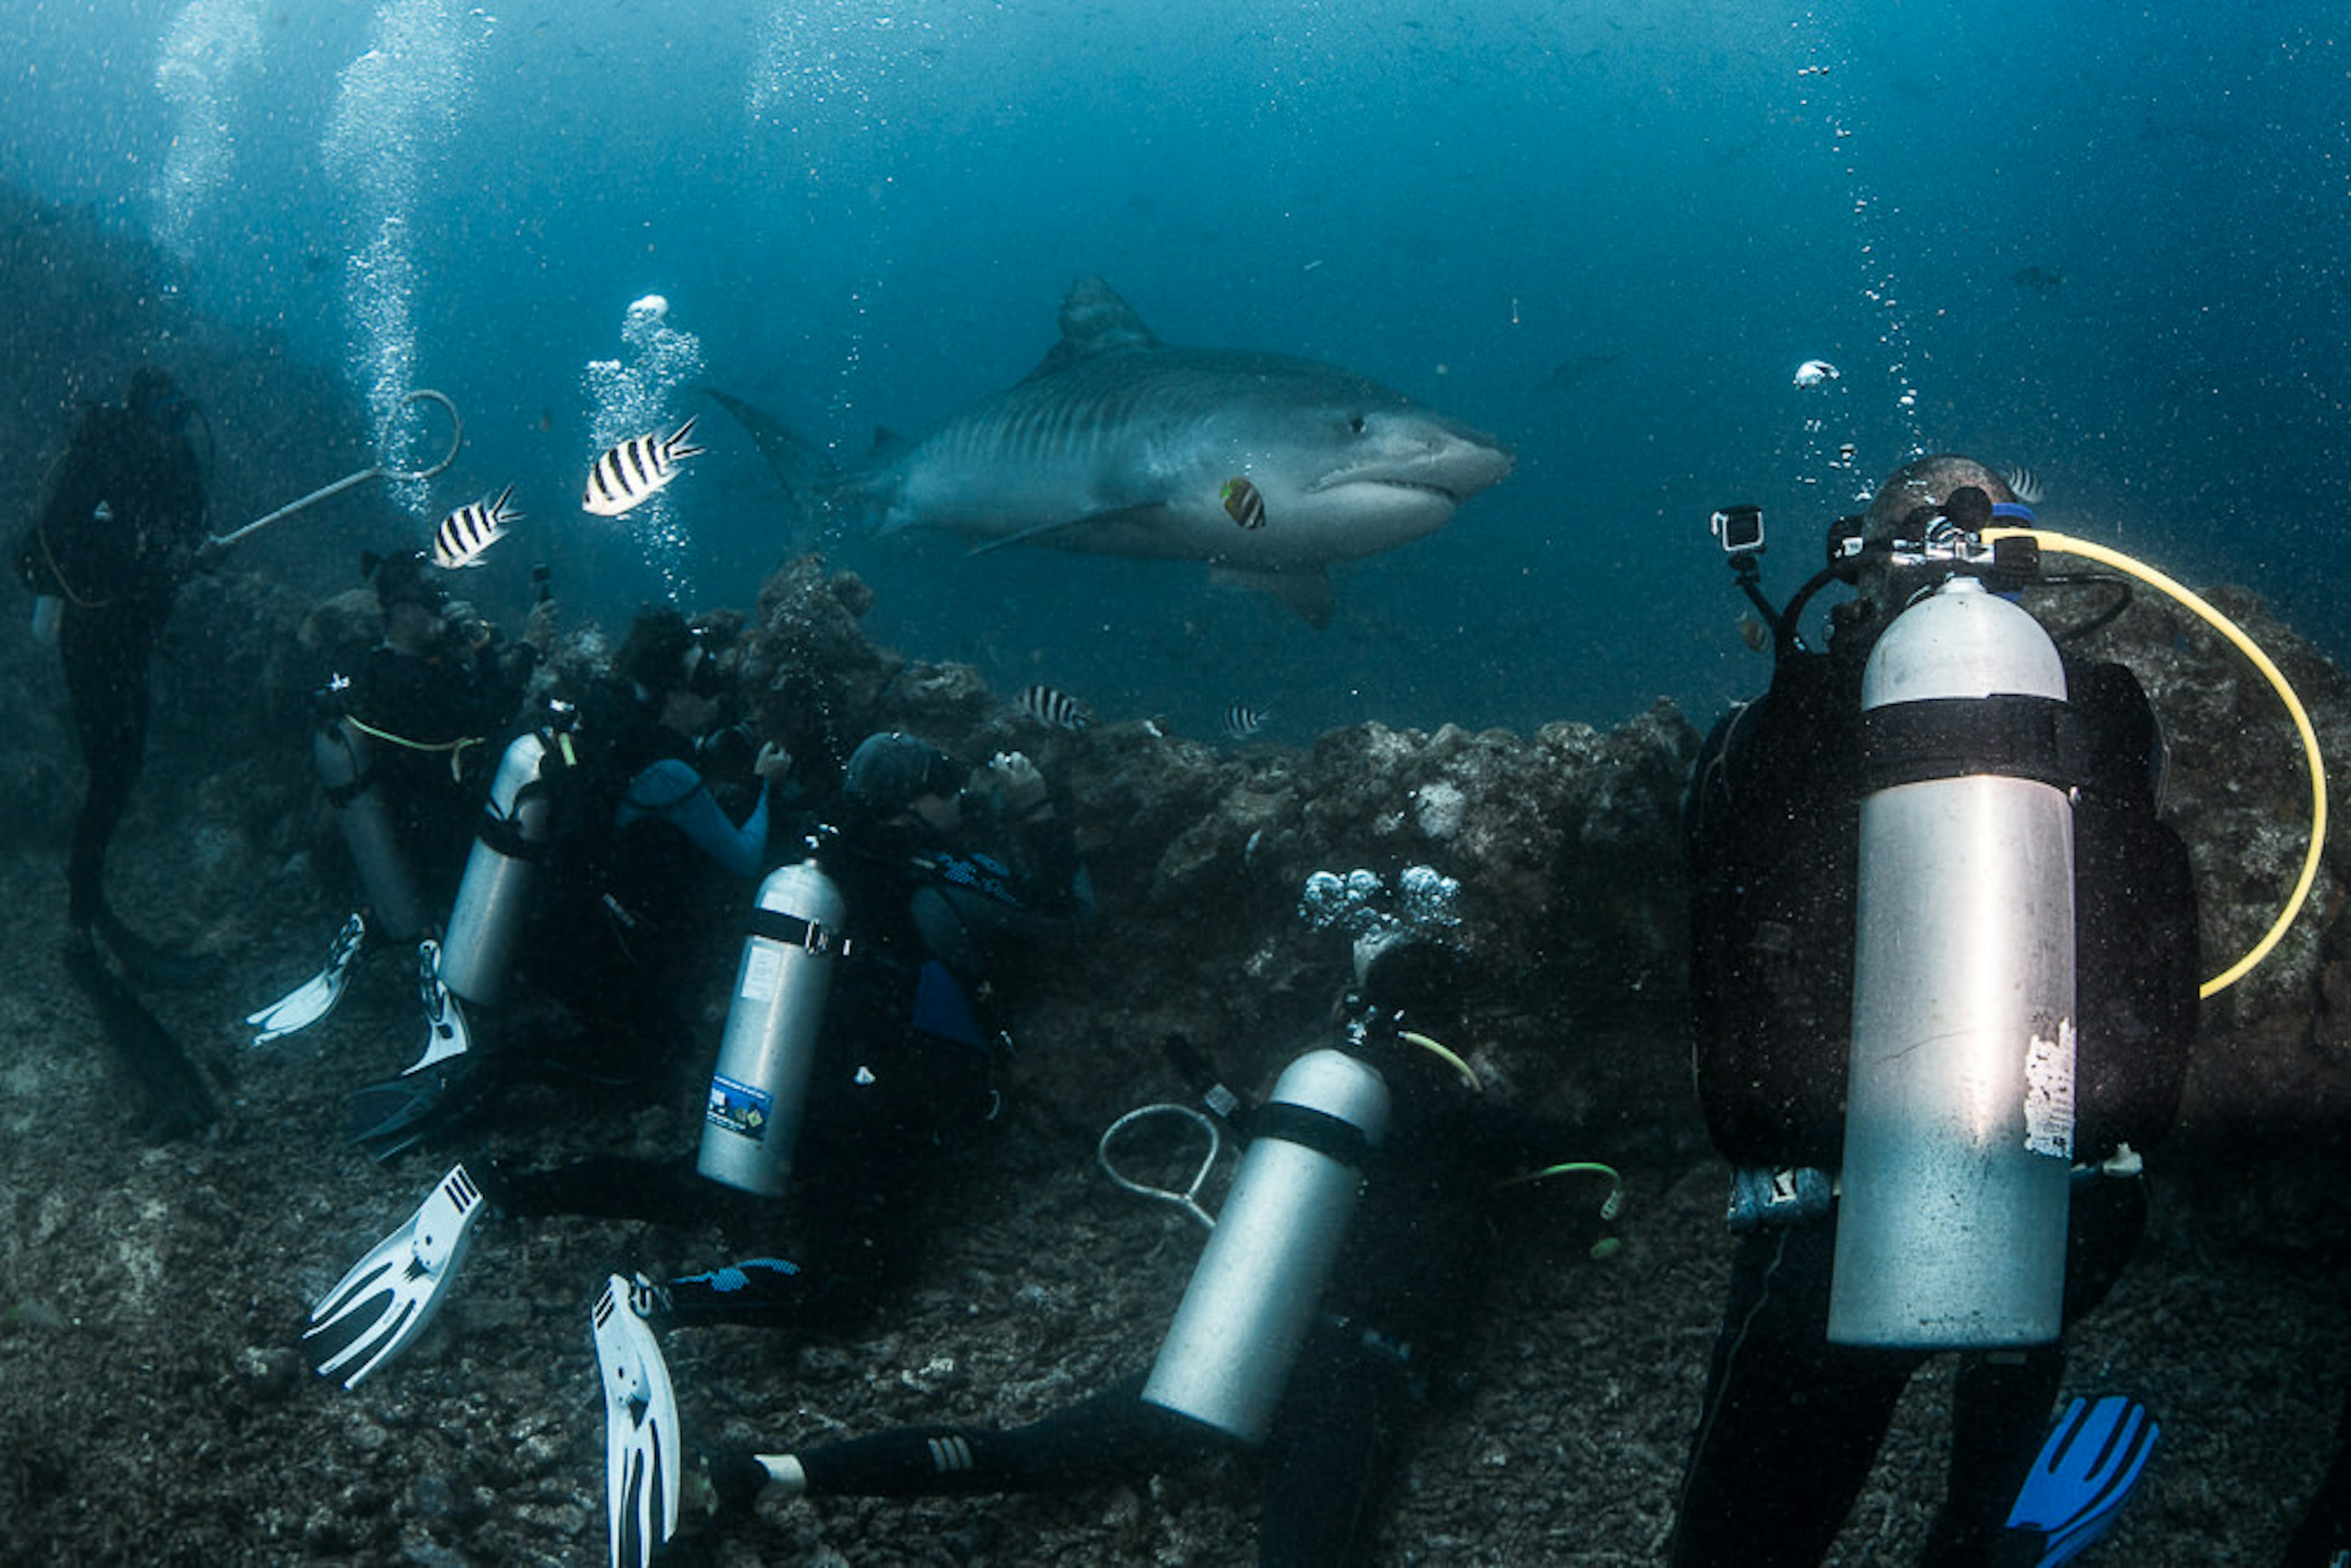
[1096,1103,1223,1233]
[211,388,465,547]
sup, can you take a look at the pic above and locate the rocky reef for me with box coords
[2,168,2349,1561]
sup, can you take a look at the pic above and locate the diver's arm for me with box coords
[619,757,771,879]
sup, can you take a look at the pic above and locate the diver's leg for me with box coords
[785,1374,1215,1499]
[1256,1329,1416,1568]
[1668,1220,1920,1568]
[61,613,151,931]
[1925,1173,2150,1562]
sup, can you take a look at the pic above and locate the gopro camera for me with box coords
[1711,504,1764,555]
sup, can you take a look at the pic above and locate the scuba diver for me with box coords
[245,548,536,1047]
[302,726,1093,1392]
[1670,456,2199,1567]
[337,607,790,1157]
[585,928,1623,1568]
[14,366,219,984]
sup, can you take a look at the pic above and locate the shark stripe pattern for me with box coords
[711,277,1513,626]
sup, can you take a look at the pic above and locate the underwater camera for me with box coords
[1710,503,1764,555]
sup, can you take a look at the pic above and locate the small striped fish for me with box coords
[1221,702,1272,741]
[583,416,704,518]
[1221,475,1267,530]
[2002,465,2045,506]
[431,484,519,569]
[1014,683,1095,731]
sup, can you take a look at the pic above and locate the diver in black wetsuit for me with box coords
[1668,456,2201,1567]
[659,953,1618,1568]
[344,607,790,1147]
[497,727,1096,1328]
[15,367,215,981]
[332,549,535,934]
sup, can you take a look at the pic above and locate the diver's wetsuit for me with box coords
[1670,610,2200,1568]
[328,636,530,934]
[517,692,776,1079]
[749,1078,1577,1568]
[492,792,1092,1327]
[21,399,208,932]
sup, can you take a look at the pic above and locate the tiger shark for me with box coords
[709,277,1513,626]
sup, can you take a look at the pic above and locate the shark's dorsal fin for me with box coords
[1023,277,1160,382]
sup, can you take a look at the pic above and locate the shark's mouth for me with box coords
[1316,475,1464,504]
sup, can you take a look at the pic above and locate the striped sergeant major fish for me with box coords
[1013,683,1095,731]
[1221,702,1272,741]
[431,484,519,569]
[707,277,1513,628]
[583,417,704,518]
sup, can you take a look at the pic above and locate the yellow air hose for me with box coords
[1984,526,2330,998]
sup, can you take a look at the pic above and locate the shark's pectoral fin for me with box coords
[963,506,1171,558]
[1210,564,1335,629]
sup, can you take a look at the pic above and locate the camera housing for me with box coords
[1711,504,1764,554]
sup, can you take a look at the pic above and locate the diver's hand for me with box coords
[522,598,560,655]
[990,751,1048,814]
[754,741,793,784]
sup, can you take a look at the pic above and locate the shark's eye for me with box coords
[1348,415,1368,435]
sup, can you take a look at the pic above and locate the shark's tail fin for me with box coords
[702,388,839,550]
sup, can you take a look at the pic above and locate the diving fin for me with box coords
[2004,1395,2159,1566]
[304,1163,486,1389]
[62,935,219,1141]
[246,912,367,1045]
[595,1274,682,1568]
[343,1052,501,1161]
[343,942,485,1160]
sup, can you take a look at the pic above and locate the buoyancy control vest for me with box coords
[1685,620,2198,1174]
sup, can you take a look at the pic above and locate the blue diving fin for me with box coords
[2004,1395,2159,1567]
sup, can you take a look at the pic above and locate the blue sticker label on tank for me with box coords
[705,1075,772,1142]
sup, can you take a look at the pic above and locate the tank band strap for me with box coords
[475,812,547,861]
[323,773,374,809]
[1860,694,2085,793]
[1250,1101,1373,1169]
[746,907,853,957]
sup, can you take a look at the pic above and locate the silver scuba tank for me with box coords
[1142,1048,1390,1444]
[31,595,62,647]
[315,716,429,945]
[1828,576,2077,1348]
[436,729,558,1008]
[697,860,849,1197]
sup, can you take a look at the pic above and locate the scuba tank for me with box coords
[314,689,430,946]
[1142,1048,1390,1443]
[1828,575,2077,1348]
[437,721,564,1008]
[697,859,849,1197]
[31,595,62,647]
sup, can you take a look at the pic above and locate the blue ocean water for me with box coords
[4,0,2342,735]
